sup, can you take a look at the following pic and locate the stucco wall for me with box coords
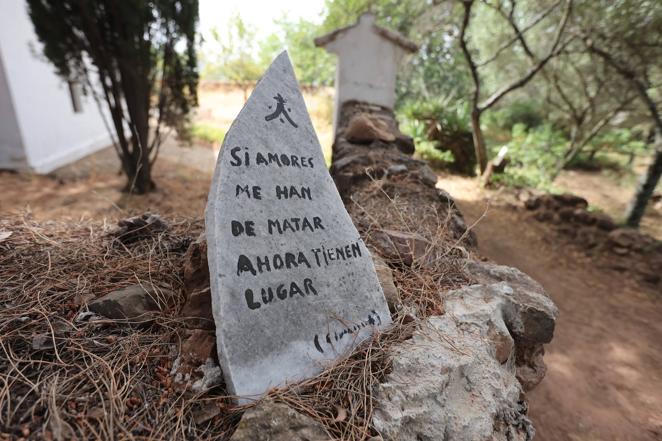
[0,0,112,173]
[322,15,406,125]
[0,47,26,170]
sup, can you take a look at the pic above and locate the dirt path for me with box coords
[441,176,662,441]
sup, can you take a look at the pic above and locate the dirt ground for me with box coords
[1,83,661,439]
[441,175,662,441]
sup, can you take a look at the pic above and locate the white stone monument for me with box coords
[315,13,418,126]
[205,52,392,402]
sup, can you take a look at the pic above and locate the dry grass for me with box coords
[0,216,243,440]
[0,175,473,440]
[268,316,417,441]
[348,174,473,315]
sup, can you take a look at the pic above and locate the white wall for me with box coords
[324,14,406,125]
[0,47,27,170]
[0,0,112,173]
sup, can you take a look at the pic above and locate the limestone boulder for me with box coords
[464,260,558,346]
[373,285,534,441]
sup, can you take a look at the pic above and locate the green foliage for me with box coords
[401,99,471,136]
[486,100,544,131]
[191,123,225,144]
[567,128,648,171]
[27,0,199,193]
[204,14,263,84]
[399,113,454,168]
[201,14,334,87]
[399,99,476,174]
[263,18,336,86]
[493,124,568,188]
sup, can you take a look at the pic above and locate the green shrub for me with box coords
[191,123,225,144]
[398,99,476,175]
[486,100,543,132]
[491,123,567,189]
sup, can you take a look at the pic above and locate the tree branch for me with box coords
[478,0,573,112]
[459,1,481,111]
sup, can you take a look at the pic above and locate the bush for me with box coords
[491,123,567,189]
[191,123,225,145]
[486,100,543,132]
[399,99,476,175]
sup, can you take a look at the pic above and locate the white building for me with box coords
[315,13,418,125]
[0,0,111,173]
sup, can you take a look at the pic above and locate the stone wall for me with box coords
[327,101,558,440]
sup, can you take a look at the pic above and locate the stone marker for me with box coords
[205,51,391,401]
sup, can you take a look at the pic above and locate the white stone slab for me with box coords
[205,51,391,402]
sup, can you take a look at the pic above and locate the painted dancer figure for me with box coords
[264,93,298,128]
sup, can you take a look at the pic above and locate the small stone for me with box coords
[344,113,396,143]
[612,246,629,256]
[32,334,54,350]
[593,213,617,231]
[533,210,553,223]
[553,193,588,209]
[191,359,223,393]
[557,206,574,222]
[576,227,600,248]
[192,403,221,425]
[524,198,541,210]
[394,134,415,155]
[387,164,407,175]
[370,229,431,266]
[371,252,401,312]
[87,284,174,321]
[572,208,596,225]
[489,323,514,364]
[416,166,438,187]
[230,400,330,441]
[113,213,169,244]
[608,228,655,252]
[181,329,216,366]
[181,234,214,330]
[436,188,456,208]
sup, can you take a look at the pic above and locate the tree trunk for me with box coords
[470,109,488,174]
[624,142,662,227]
[132,162,155,194]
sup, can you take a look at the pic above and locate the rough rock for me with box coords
[87,284,174,321]
[394,133,415,155]
[373,283,537,441]
[370,229,431,266]
[230,400,330,441]
[593,213,618,231]
[415,165,438,188]
[524,193,587,211]
[344,113,396,143]
[113,213,169,244]
[171,329,219,390]
[464,260,558,346]
[607,228,655,252]
[371,251,401,312]
[181,329,217,366]
[181,233,214,330]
